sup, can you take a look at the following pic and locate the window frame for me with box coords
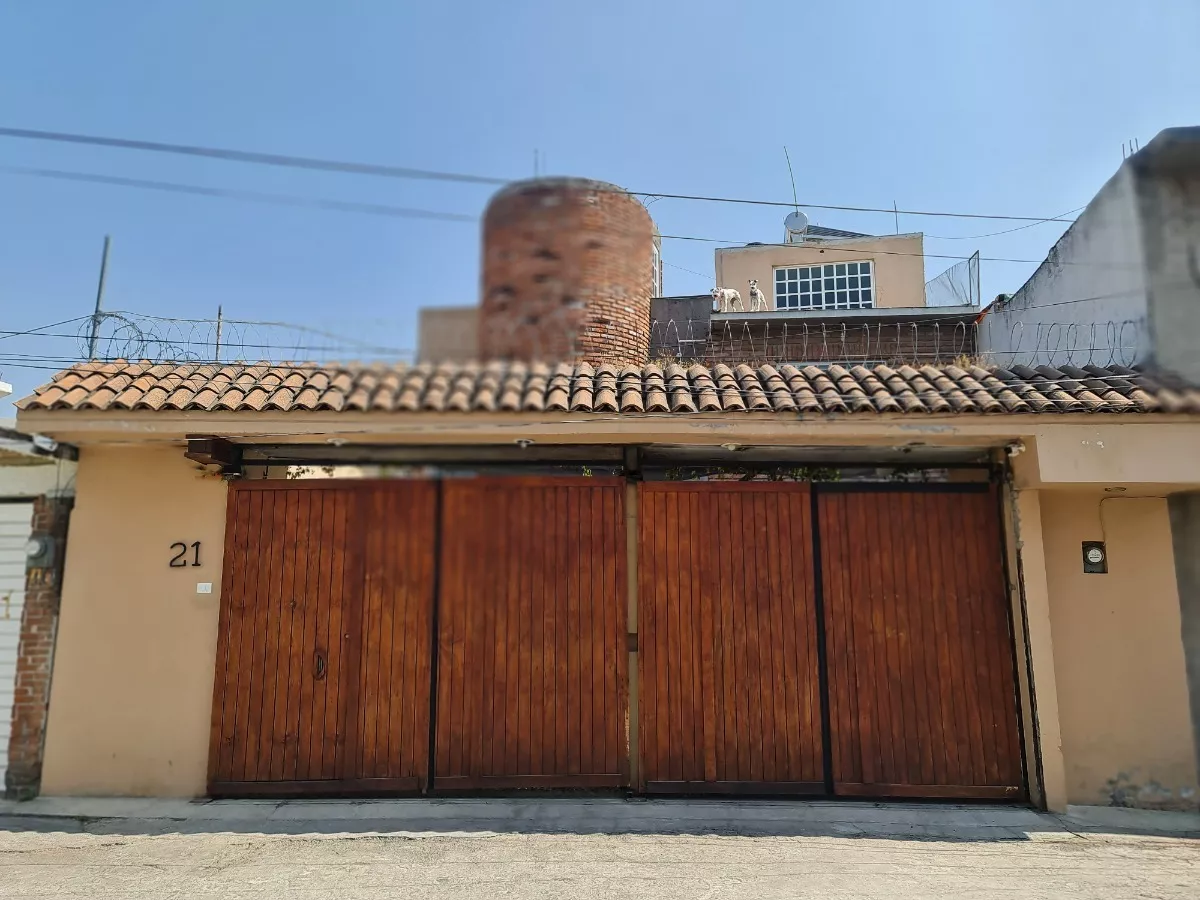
[772,260,875,311]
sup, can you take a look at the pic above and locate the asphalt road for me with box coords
[1,828,1197,899]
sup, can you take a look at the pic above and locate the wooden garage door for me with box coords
[434,478,628,790]
[817,485,1025,800]
[638,483,825,793]
[208,481,436,796]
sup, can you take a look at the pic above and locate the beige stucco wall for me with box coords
[1040,491,1199,808]
[40,445,227,797]
[715,234,927,310]
[418,305,480,363]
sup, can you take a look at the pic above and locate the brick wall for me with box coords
[480,177,654,365]
[5,495,71,800]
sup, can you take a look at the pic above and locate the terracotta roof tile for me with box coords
[15,359,1200,417]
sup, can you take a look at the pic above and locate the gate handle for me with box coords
[314,650,327,681]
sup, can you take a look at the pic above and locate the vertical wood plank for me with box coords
[247,490,281,781]
[576,488,594,775]
[589,487,607,776]
[652,489,670,783]
[762,494,788,782]
[717,491,738,782]
[292,490,322,781]
[697,493,718,784]
[613,485,629,782]
[898,492,935,787]
[311,491,336,780]
[335,490,363,782]
[279,490,308,782]
[920,492,956,784]
[209,489,245,784]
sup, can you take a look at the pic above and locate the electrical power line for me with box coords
[0,125,1080,223]
[663,260,713,281]
[0,165,476,222]
[0,315,91,343]
[1,162,1105,268]
[0,126,509,186]
[924,206,1087,241]
[656,234,1124,268]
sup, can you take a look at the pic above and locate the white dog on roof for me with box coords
[747,279,767,312]
[711,286,743,312]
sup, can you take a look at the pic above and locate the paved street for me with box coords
[0,800,1197,899]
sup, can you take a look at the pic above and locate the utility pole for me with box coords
[87,235,111,360]
[214,305,223,362]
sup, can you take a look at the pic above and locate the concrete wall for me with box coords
[40,445,227,797]
[417,306,480,364]
[715,235,927,311]
[1132,131,1200,382]
[978,166,1149,370]
[1039,491,1198,809]
[978,128,1200,375]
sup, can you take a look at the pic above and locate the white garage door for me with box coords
[0,502,33,788]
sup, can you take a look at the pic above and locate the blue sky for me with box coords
[2,0,1197,408]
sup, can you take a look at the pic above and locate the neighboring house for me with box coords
[419,210,981,368]
[667,225,980,367]
[0,414,75,800]
[10,143,1200,814]
[978,126,1200,381]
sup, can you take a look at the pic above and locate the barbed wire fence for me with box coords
[643,315,1147,370]
[1,309,1147,376]
[73,310,416,366]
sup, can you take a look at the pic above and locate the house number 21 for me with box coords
[169,542,202,568]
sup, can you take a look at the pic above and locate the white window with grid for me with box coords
[651,244,662,297]
[773,260,875,310]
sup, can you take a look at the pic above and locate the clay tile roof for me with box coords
[15,359,1200,417]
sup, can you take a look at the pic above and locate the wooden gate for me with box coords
[817,485,1025,799]
[434,478,628,790]
[207,481,436,796]
[637,483,825,793]
[209,475,1024,802]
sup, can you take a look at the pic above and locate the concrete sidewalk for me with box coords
[1,796,1197,840]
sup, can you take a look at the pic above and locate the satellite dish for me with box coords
[784,210,809,241]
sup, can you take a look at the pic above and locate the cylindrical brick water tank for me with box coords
[479,177,655,364]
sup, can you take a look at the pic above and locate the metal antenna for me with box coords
[87,235,111,359]
[783,147,799,212]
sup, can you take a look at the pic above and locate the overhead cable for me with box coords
[0,125,1078,223]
